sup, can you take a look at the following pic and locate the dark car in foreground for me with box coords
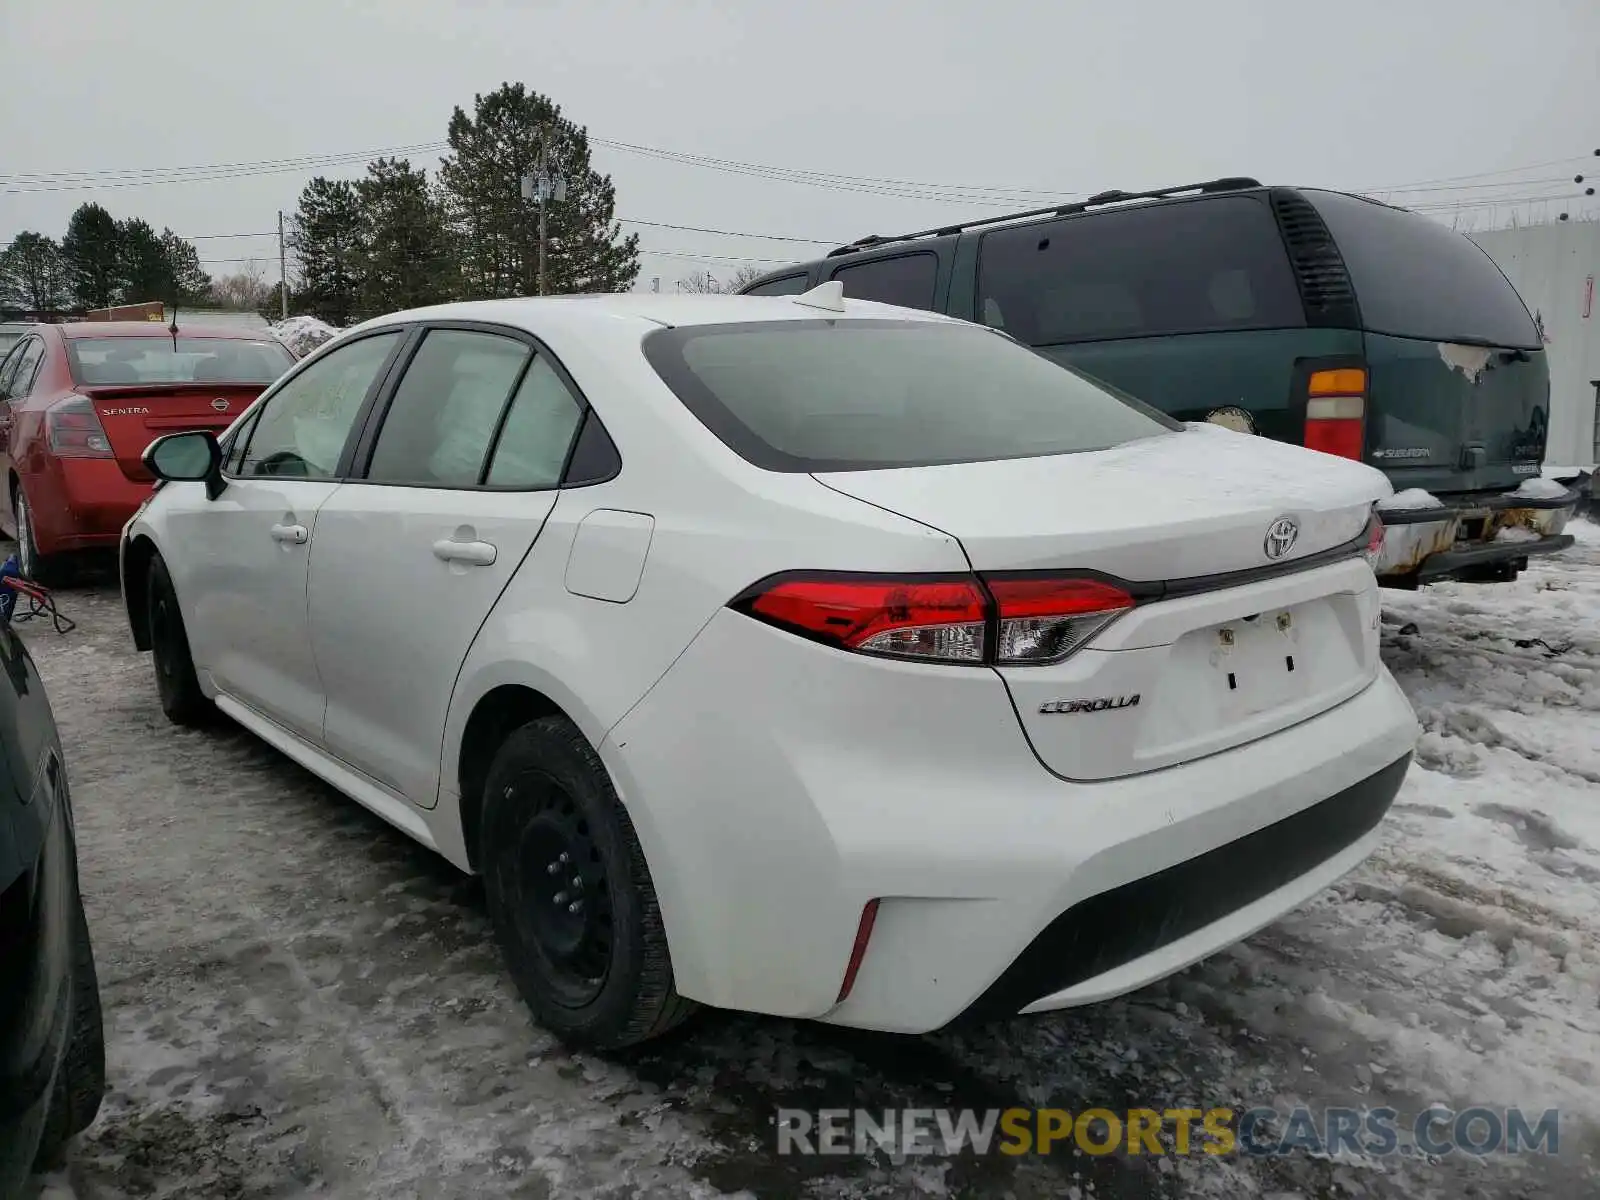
[740,178,1582,587]
[0,619,104,1193]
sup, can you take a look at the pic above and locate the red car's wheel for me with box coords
[12,484,68,587]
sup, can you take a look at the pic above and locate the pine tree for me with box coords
[161,229,212,304]
[60,203,123,308]
[0,232,68,312]
[116,217,173,304]
[438,83,639,298]
[353,157,456,317]
[288,177,364,325]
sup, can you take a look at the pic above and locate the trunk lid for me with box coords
[815,428,1389,780]
[814,426,1386,579]
[82,384,265,481]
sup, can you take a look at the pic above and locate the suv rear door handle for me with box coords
[270,522,308,544]
[433,538,497,566]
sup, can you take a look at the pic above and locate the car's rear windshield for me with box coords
[65,336,294,386]
[1304,189,1542,349]
[642,319,1181,472]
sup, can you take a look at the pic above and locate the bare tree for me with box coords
[210,261,274,310]
[675,263,779,294]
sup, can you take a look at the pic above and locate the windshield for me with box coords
[65,336,295,386]
[642,319,1180,472]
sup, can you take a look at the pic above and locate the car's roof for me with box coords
[56,321,285,341]
[355,292,963,336]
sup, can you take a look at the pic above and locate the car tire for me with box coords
[146,553,213,727]
[34,892,106,1169]
[480,716,696,1050]
[12,483,69,588]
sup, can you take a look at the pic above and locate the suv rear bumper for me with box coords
[1374,483,1580,585]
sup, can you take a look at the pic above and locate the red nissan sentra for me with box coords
[0,321,295,581]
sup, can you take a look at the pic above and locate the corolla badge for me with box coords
[1263,516,1299,560]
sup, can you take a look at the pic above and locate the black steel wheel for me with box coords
[146,553,212,726]
[480,716,695,1048]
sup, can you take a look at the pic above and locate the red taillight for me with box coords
[743,575,987,664]
[46,395,113,459]
[1363,509,1385,568]
[986,575,1135,664]
[1304,369,1367,461]
[837,899,880,1003]
[734,572,1134,666]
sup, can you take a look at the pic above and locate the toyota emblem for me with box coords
[211,397,230,412]
[1263,516,1299,560]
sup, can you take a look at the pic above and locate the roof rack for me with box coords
[825,176,1263,258]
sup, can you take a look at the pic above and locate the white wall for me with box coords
[1469,221,1600,470]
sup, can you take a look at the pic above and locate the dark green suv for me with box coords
[739,178,1580,587]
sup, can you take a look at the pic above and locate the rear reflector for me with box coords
[733,572,1134,666]
[837,899,880,1003]
[46,395,113,459]
[1304,369,1367,461]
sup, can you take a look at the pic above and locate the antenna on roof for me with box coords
[792,280,845,313]
[168,297,180,350]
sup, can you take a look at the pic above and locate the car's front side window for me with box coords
[238,331,402,480]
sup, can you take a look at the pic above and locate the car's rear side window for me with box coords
[1304,189,1542,350]
[643,319,1180,472]
[976,195,1305,346]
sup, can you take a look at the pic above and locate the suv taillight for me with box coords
[46,395,113,458]
[732,572,1136,667]
[1304,368,1367,460]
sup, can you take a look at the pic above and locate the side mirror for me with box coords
[144,430,226,500]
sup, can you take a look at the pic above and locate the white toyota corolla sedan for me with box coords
[120,287,1418,1048]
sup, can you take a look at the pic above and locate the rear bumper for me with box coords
[603,607,1419,1033]
[1374,483,1580,584]
[25,458,151,554]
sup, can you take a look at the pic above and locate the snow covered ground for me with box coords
[15,522,1600,1199]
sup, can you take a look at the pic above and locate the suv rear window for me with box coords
[1304,189,1542,350]
[976,195,1305,346]
[642,319,1179,472]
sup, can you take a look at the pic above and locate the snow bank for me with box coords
[1378,487,1445,512]
[1507,476,1572,501]
[269,315,342,358]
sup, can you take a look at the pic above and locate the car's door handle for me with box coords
[270,522,308,544]
[432,538,497,566]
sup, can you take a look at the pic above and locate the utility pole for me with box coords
[277,210,288,320]
[521,123,566,297]
[536,123,549,297]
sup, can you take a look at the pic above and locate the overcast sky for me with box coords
[3,0,1596,291]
